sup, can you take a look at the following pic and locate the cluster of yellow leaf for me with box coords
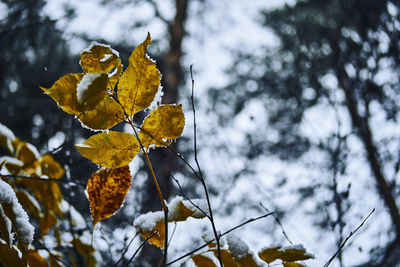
[134,196,207,248]
[192,240,314,267]
[0,123,66,266]
[42,33,185,227]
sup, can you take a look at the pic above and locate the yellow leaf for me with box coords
[80,43,122,90]
[71,238,96,267]
[139,104,185,149]
[77,95,124,130]
[167,197,196,222]
[87,165,131,226]
[0,156,23,173]
[17,179,63,218]
[192,254,218,267]
[49,254,64,267]
[279,246,313,262]
[41,74,124,130]
[217,249,239,266]
[0,243,25,267]
[236,254,260,267]
[15,141,39,165]
[28,249,48,267]
[0,123,16,154]
[118,32,161,117]
[76,131,140,168]
[16,190,41,220]
[0,204,11,244]
[40,154,64,179]
[40,211,58,238]
[283,262,305,267]
[76,73,109,111]
[258,246,282,264]
[40,73,84,114]
[138,219,165,249]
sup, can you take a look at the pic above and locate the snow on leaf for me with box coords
[41,73,124,131]
[0,180,34,248]
[278,245,314,262]
[139,104,185,150]
[75,131,140,168]
[87,165,131,226]
[80,42,122,91]
[192,254,218,267]
[76,73,109,111]
[118,32,161,117]
[0,123,16,154]
[227,234,250,261]
[167,196,195,222]
[40,154,64,179]
[258,246,282,264]
[27,249,48,267]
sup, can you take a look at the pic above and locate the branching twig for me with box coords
[324,208,375,267]
[189,65,224,267]
[166,212,273,266]
[113,232,139,267]
[124,231,159,267]
[259,203,293,245]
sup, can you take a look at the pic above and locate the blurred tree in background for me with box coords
[211,0,400,266]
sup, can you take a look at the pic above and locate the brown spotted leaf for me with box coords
[87,165,131,226]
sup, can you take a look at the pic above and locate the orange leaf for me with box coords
[192,254,218,267]
[87,165,131,226]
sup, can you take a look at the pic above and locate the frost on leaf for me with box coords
[118,32,161,117]
[134,196,206,249]
[80,42,122,91]
[0,123,16,154]
[76,72,109,111]
[87,165,131,226]
[0,180,34,251]
[139,104,185,150]
[76,131,140,168]
[258,244,313,265]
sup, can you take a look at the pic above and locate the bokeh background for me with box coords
[1,0,400,266]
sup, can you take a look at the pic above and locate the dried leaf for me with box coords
[76,131,140,168]
[71,238,96,267]
[283,262,305,267]
[40,211,58,238]
[258,247,282,264]
[80,43,122,90]
[139,104,185,149]
[0,243,25,267]
[118,32,161,117]
[28,249,48,267]
[192,254,218,267]
[87,165,131,226]
[40,155,64,179]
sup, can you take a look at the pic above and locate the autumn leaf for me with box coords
[192,254,218,267]
[0,243,25,267]
[118,32,161,117]
[278,245,314,262]
[258,246,282,264]
[71,238,96,267]
[76,131,140,168]
[41,73,124,130]
[28,250,48,267]
[87,165,131,226]
[80,42,122,90]
[40,154,64,179]
[40,211,58,238]
[76,72,109,111]
[139,104,185,149]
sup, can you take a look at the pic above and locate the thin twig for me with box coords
[324,208,375,267]
[113,232,139,266]
[189,65,224,267]
[170,174,210,219]
[166,212,273,266]
[125,231,159,267]
[259,203,293,245]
